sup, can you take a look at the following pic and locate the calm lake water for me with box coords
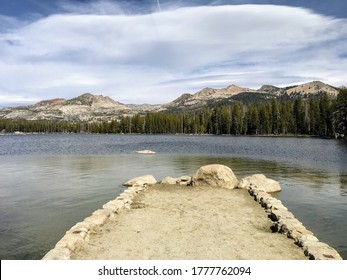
[0,134,346,260]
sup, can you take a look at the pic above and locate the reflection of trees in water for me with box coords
[166,154,331,182]
[165,155,271,178]
[339,175,347,196]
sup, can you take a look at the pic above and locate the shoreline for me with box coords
[0,131,341,140]
[42,166,342,260]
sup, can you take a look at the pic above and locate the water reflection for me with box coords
[339,175,347,196]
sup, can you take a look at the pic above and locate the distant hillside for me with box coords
[285,81,338,96]
[0,81,340,121]
[161,81,339,112]
[36,98,65,106]
[0,93,147,122]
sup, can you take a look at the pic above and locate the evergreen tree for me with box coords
[279,101,292,134]
[308,98,320,135]
[293,97,305,134]
[231,103,242,134]
[333,88,347,137]
[271,99,280,134]
[220,106,231,134]
[318,93,333,136]
[258,103,271,134]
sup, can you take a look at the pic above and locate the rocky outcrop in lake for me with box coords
[135,150,156,154]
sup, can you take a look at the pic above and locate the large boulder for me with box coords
[192,164,238,189]
[238,174,281,193]
[123,175,157,187]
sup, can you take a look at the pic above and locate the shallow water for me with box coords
[0,134,346,259]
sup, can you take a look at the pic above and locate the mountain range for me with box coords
[0,81,339,122]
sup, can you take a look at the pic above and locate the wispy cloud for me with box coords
[59,0,125,15]
[0,2,346,105]
[0,15,25,31]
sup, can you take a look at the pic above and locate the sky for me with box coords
[0,0,347,106]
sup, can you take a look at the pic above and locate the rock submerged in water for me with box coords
[123,175,157,187]
[136,150,156,154]
[192,164,238,189]
[238,174,281,193]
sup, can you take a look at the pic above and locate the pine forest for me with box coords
[1,89,346,138]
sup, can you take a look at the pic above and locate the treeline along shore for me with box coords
[1,89,346,138]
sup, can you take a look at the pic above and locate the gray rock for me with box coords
[42,248,71,260]
[127,186,144,192]
[161,176,179,185]
[179,176,191,182]
[84,210,110,227]
[103,200,124,212]
[297,234,319,247]
[55,234,85,252]
[123,175,157,187]
[240,174,281,193]
[236,178,249,189]
[288,226,314,241]
[254,191,272,202]
[179,176,192,186]
[68,222,91,235]
[268,208,295,222]
[192,164,238,189]
[123,190,136,198]
[302,241,343,260]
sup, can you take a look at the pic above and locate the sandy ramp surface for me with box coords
[72,184,307,260]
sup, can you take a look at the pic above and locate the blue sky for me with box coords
[0,0,347,106]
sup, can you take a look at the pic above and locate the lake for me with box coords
[0,134,346,259]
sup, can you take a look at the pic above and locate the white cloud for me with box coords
[0,3,346,105]
[0,85,40,106]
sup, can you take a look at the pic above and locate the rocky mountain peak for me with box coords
[171,93,193,103]
[258,85,280,92]
[224,84,254,95]
[61,93,126,108]
[195,87,216,97]
[160,81,339,112]
[63,93,99,106]
[0,81,340,122]
[286,81,338,96]
[226,84,241,90]
[194,84,253,100]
